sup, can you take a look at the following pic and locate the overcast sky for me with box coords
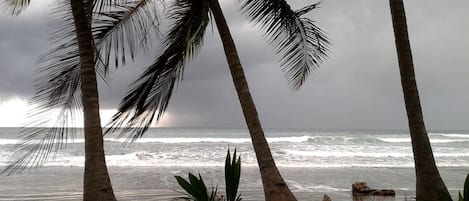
[0,0,468,130]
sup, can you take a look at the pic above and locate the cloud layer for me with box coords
[0,0,468,130]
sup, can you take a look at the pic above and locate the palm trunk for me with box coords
[70,0,117,200]
[209,0,296,200]
[389,0,450,200]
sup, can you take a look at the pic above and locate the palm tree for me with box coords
[1,0,157,200]
[70,0,116,200]
[388,0,451,200]
[106,0,329,200]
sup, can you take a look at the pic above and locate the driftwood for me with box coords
[352,182,396,196]
[322,194,332,201]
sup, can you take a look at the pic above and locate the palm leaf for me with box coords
[209,187,219,201]
[225,149,242,201]
[175,175,198,197]
[93,0,160,70]
[0,0,30,15]
[175,173,210,201]
[2,0,83,174]
[3,0,158,174]
[238,0,330,90]
[190,173,209,200]
[105,0,210,140]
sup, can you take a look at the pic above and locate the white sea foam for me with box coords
[435,133,469,138]
[2,129,469,169]
[0,136,312,145]
[0,139,20,145]
[269,136,311,143]
[106,137,250,143]
[283,149,412,157]
[17,150,462,168]
[377,137,469,143]
[0,138,85,145]
[105,136,312,144]
[289,182,349,192]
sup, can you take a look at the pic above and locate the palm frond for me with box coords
[93,0,128,13]
[225,149,242,201]
[93,0,160,71]
[3,0,159,173]
[1,0,83,174]
[175,173,210,201]
[0,0,30,15]
[238,0,330,90]
[105,0,210,140]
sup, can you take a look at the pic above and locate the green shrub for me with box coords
[175,149,242,201]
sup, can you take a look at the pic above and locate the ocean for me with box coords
[0,127,468,200]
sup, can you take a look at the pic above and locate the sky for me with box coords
[0,0,468,130]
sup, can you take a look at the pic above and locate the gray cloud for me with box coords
[0,0,468,130]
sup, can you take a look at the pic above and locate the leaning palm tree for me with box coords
[388,0,451,200]
[69,0,117,199]
[106,0,329,200]
[1,0,158,200]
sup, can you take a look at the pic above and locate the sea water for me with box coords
[0,127,468,200]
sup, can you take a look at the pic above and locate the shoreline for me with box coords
[2,166,467,200]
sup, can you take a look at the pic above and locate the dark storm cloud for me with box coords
[1,0,468,130]
[0,8,49,98]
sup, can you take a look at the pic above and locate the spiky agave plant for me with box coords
[175,149,242,201]
[225,149,242,201]
[175,173,221,201]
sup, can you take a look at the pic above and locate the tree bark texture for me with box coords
[208,0,297,200]
[389,0,450,200]
[70,0,117,200]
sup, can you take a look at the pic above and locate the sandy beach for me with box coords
[0,166,466,200]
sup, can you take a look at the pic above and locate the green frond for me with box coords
[105,0,210,140]
[3,0,159,173]
[175,173,210,201]
[238,0,330,90]
[0,0,30,15]
[93,0,128,13]
[1,0,83,174]
[94,0,112,13]
[93,0,160,70]
[225,149,242,201]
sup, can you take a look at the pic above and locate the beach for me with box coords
[1,128,468,200]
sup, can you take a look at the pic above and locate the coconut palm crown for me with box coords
[1,0,159,172]
[104,0,329,200]
[106,0,329,139]
[1,0,329,200]
[1,0,159,200]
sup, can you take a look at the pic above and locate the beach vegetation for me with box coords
[175,149,242,201]
[175,173,221,201]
